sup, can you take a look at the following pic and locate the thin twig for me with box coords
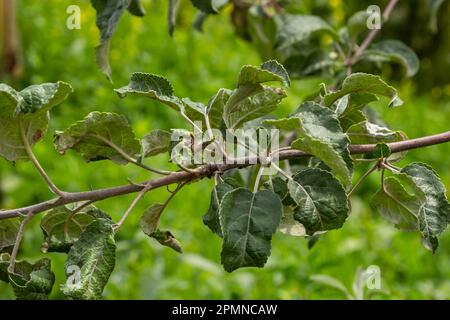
[8,211,34,273]
[346,0,400,71]
[347,162,379,198]
[19,115,65,197]
[92,135,171,175]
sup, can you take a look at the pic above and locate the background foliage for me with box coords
[0,0,449,299]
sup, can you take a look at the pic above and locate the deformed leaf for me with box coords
[40,205,111,253]
[62,218,116,300]
[362,40,420,77]
[288,168,349,235]
[401,163,450,252]
[270,102,353,186]
[238,60,290,87]
[220,188,282,272]
[371,177,421,231]
[278,207,306,237]
[149,230,183,253]
[91,0,130,80]
[115,72,183,110]
[54,112,141,165]
[203,182,235,237]
[323,73,403,108]
[7,257,55,300]
[0,218,20,253]
[207,88,232,128]
[0,82,72,162]
[261,60,291,87]
[141,130,172,158]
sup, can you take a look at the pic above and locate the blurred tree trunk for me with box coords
[0,0,22,78]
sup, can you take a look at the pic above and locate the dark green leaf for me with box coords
[0,218,20,253]
[7,257,55,300]
[128,0,146,17]
[203,182,235,237]
[54,112,141,165]
[115,72,183,110]
[288,168,349,235]
[91,0,129,80]
[190,0,218,14]
[62,218,116,300]
[220,188,282,272]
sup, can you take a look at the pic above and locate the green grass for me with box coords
[0,0,449,300]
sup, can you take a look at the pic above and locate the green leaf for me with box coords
[0,253,9,283]
[371,177,421,231]
[362,40,420,77]
[401,163,450,252]
[140,204,166,236]
[261,60,291,87]
[140,205,183,253]
[275,14,338,50]
[288,168,349,235]
[271,102,353,186]
[224,86,286,129]
[168,0,179,36]
[347,121,406,145]
[128,0,146,17]
[339,110,367,132]
[278,207,306,237]
[7,256,55,300]
[190,0,218,14]
[141,129,172,158]
[207,88,232,128]
[54,112,141,165]
[366,143,391,159]
[115,72,183,110]
[428,0,445,32]
[323,73,403,108]
[346,10,370,40]
[91,0,130,80]
[203,182,235,237]
[62,218,116,300]
[148,230,183,253]
[0,218,20,253]
[220,188,282,272]
[0,82,72,162]
[40,205,111,253]
[372,163,450,252]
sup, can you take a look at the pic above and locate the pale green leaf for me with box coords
[140,204,165,236]
[220,188,282,272]
[54,112,141,165]
[141,129,172,158]
[40,205,111,253]
[62,218,116,300]
[275,14,338,50]
[288,168,349,235]
[323,73,403,108]
[362,40,420,77]
[0,82,72,162]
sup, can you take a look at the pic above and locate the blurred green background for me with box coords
[0,0,449,299]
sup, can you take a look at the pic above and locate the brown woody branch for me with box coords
[1,130,450,221]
